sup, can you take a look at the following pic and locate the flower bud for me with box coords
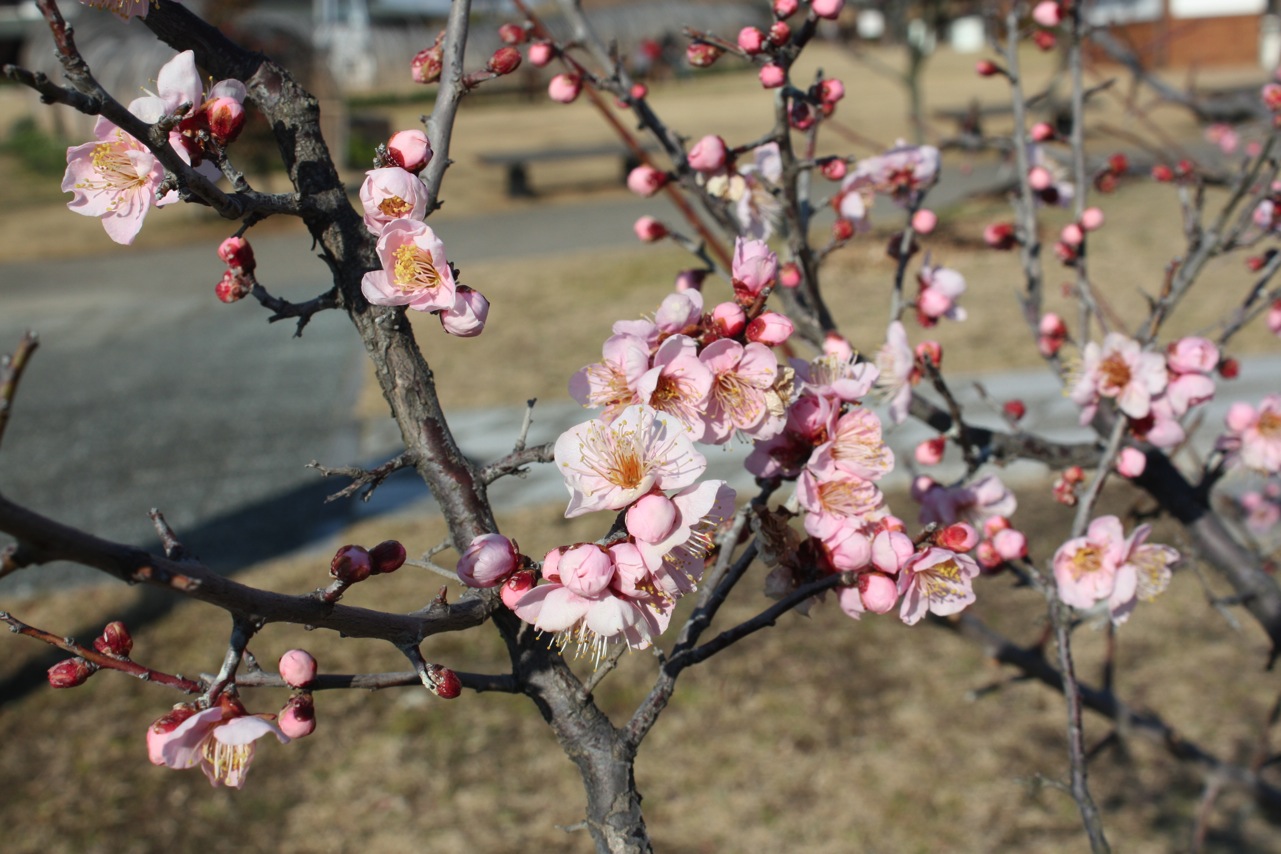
[278,649,318,689]
[1030,121,1055,142]
[369,540,407,575]
[548,73,582,103]
[626,164,667,197]
[687,135,727,172]
[427,665,461,699]
[774,0,798,16]
[1027,166,1052,191]
[217,236,255,272]
[812,0,844,19]
[915,340,942,369]
[738,26,766,54]
[633,216,668,242]
[823,332,853,361]
[147,705,198,764]
[912,208,938,235]
[758,64,786,89]
[330,544,373,584]
[991,528,1028,561]
[500,569,537,610]
[411,45,443,84]
[712,301,747,337]
[498,22,526,45]
[1116,447,1147,478]
[626,494,678,543]
[819,78,844,104]
[457,533,520,588]
[768,21,792,45]
[48,657,95,688]
[487,46,522,76]
[1062,465,1086,484]
[387,129,433,174]
[1218,356,1240,379]
[975,59,1001,77]
[789,100,816,130]
[1151,163,1174,182]
[975,540,1003,570]
[779,262,801,289]
[820,158,847,181]
[1032,29,1056,51]
[1032,1,1063,28]
[215,270,251,303]
[858,572,898,614]
[832,218,855,241]
[1003,399,1026,422]
[938,523,979,552]
[1263,82,1281,112]
[983,222,1016,250]
[1060,222,1084,246]
[1268,299,1281,336]
[745,311,794,346]
[1080,207,1105,231]
[674,269,706,292]
[93,621,133,658]
[630,82,648,100]
[914,436,946,466]
[278,694,317,739]
[528,40,554,67]
[983,516,1012,538]
[686,42,723,68]
[439,285,490,338]
[206,97,245,146]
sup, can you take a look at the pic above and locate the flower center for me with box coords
[201,730,252,785]
[1071,545,1103,578]
[579,423,647,489]
[392,243,441,294]
[714,372,762,427]
[1098,353,1132,390]
[378,195,413,217]
[1258,410,1281,438]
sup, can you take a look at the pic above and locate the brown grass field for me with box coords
[1,35,1280,854]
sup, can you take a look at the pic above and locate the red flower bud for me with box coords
[1032,30,1057,51]
[487,46,522,76]
[48,657,96,688]
[832,218,855,241]
[330,544,373,584]
[215,270,251,303]
[1151,164,1174,182]
[497,22,526,45]
[217,236,255,273]
[1003,399,1027,422]
[427,665,461,699]
[686,42,723,68]
[975,59,1001,77]
[1218,357,1240,379]
[768,21,791,46]
[369,540,407,575]
[915,340,942,369]
[93,621,133,658]
[411,45,444,85]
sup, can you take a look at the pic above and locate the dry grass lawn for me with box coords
[2,34,1280,854]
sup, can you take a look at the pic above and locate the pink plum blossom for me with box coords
[569,334,650,422]
[797,468,885,519]
[359,167,428,235]
[1219,395,1281,472]
[147,696,289,789]
[687,135,727,173]
[439,286,490,337]
[805,512,872,572]
[915,474,1017,529]
[847,143,940,203]
[730,143,783,239]
[698,339,785,444]
[1069,332,1168,423]
[1052,515,1178,622]
[553,404,706,517]
[807,408,894,483]
[731,237,779,303]
[361,219,457,311]
[636,335,714,438]
[897,547,980,625]
[457,533,520,587]
[745,393,836,480]
[654,289,704,335]
[874,321,916,425]
[792,351,878,403]
[62,119,168,245]
[745,312,794,347]
[915,263,967,326]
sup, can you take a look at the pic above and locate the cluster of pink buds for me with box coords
[1151,159,1195,184]
[974,516,1029,572]
[215,236,256,304]
[1053,206,1104,266]
[320,540,407,603]
[1037,312,1068,357]
[276,649,318,738]
[1093,153,1128,194]
[1053,465,1085,505]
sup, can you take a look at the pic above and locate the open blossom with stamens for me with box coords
[874,321,916,425]
[1069,332,1168,423]
[636,335,714,439]
[1218,395,1281,473]
[630,480,736,596]
[897,547,980,625]
[797,468,885,519]
[745,392,836,479]
[569,334,650,422]
[361,218,457,311]
[699,339,786,444]
[731,143,783,239]
[554,404,706,517]
[846,142,940,203]
[359,167,428,235]
[147,695,289,789]
[1052,515,1179,623]
[807,408,894,483]
[62,119,169,245]
[792,352,878,404]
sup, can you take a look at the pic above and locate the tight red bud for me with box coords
[330,544,373,584]
[497,22,526,45]
[93,621,133,657]
[206,97,246,146]
[370,540,407,575]
[427,664,461,699]
[686,42,723,68]
[48,657,96,688]
[487,46,522,76]
[218,236,255,273]
[215,270,251,303]
[411,45,444,84]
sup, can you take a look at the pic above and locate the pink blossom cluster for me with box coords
[357,130,491,337]
[1053,515,1180,624]
[1218,395,1281,473]
[1237,481,1281,535]
[1069,333,1220,449]
[698,143,784,240]
[914,262,967,327]
[838,143,941,216]
[62,51,244,244]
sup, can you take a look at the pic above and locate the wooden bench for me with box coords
[478,143,658,197]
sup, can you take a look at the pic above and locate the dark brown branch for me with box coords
[480,442,555,485]
[0,331,38,452]
[308,451,419,503]
[230,668,518,693]
[248,282,340,337]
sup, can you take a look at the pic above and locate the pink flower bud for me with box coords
[1226,401,1256,432]
[975,59,1000,77]
[548,73,582,103]
[686,42,723,68]
[758,64,786,89]
[938,523,979,552]
[457,533,520,588]
[738,26,766,54]
[368,540,407,576]
[278,694,316,739]
[487,46,522,76]
[1028,166,1052,191]
[811,0,845,19]
[1032,29,1057,51]
[774,0,798,17]
[1060,222,1084,246]
[626,493,678,543]
[93,621,133,658]
[912,208,938,234]
[687,134,727,173]
[500,569,537,610]
[1116,447,1147,478]
[983,515,1012,538]
[1063,465,1086,484]
[1030,121,1056,142]
[976,540,1003,570]
[712,301,747,337]
[218,236,255,272]
[47,657,95,688]
[745,311,794,346]
[1152,164,1175,182]
[1268,299,1281,336]
[983,221,1016,250]
[820,158,847,180]
[626,164,667,197]
[439,285,490,338]
[823,331,853,360]
[832,218,855,241]
[411,45,443,84]
[1032,1,1063,28]
[819,78,845,104]
[1263,82,1281,112]
[915,340,942,368]
[914,436,946,466]
[1003,399,1026,422]
[498,22,526,45]
[674,269,707,292]
[768,21,792,45]
[528,40,554,67]
[991,528,1028,561]
[206,97,245,146]
[1080,206,1105,231]
[633,216,668,242]
[1166,336,1220,374]
[387,129,433,174]
[630,82,648,100]
[858,572,898,613]
[215,270,251,303]
[330,544,373,584]
[278,649,318,689]
[779,262,802,289]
